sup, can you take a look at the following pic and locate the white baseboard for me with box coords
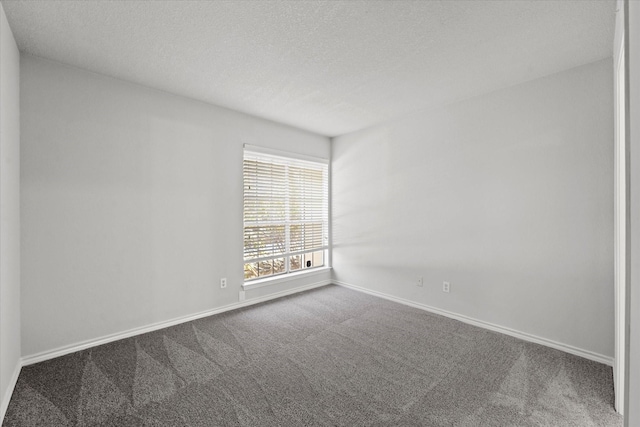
[334,280,614,367]
[1,361,21,423]
[21,280,331,367]
[16,277,613,375]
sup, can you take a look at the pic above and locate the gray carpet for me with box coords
[3,285,621,426]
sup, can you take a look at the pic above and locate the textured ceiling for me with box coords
[2,0,615,137]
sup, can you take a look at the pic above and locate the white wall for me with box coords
[0,2,21,419]
[626,0,640,424]
[20,54,330,358]
[332,59,614,360]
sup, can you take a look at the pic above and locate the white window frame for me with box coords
[242,145,330,287]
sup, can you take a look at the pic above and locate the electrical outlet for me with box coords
[417,277,424,287]
[443,281,450,293]
[220,278,227,289]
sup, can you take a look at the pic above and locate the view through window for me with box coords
[243,148,328,281]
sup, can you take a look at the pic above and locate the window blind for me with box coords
[243,149,328,280]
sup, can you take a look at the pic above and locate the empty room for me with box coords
[1,0,639,426]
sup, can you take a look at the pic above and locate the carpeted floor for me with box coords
[3,285,622,426]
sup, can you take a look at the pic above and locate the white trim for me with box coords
[243,144,329,164]
[243,266,331,289]
[334,280,614,367]
[0,361,21,423]
[21,280,332,367]
[614,29,627,415]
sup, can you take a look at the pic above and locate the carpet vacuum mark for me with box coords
[2,285,622,426]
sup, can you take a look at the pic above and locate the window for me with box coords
[243,146,329,281]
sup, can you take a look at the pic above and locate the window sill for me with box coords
[242,266,332,290]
